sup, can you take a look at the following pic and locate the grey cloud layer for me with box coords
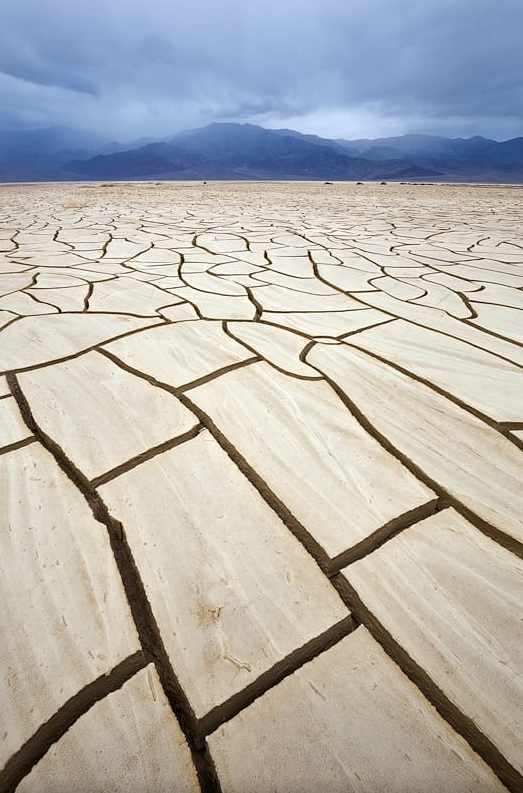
[1,0,522,138]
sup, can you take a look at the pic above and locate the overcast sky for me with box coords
[1,0,522,141]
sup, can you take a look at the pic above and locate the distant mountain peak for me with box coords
[1,121,521,183]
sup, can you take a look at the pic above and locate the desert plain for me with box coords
[0,180,522,792]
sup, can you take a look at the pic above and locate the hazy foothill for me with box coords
[2,122,523,182]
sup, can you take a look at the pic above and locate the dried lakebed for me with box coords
[0,180,522,793]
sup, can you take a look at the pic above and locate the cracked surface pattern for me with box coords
[0,180,522,793]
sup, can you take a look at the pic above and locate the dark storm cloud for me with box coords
[1,0,522,139]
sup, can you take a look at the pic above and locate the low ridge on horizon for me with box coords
[1,121,522,184]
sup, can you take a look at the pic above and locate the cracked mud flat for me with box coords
[0,180,522,793]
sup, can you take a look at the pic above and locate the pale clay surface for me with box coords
[100,430,348,718]
[103,318,252,388]
[0,181,521,791]
[18,666,200,793]
[0,395,32,450]
[307,341,523,544]
[191,361,435,565]
[209,627,506,793]
[348,317,523,421]
[0,443,140,769]
[18,350,197,479]
[344,509,523,774]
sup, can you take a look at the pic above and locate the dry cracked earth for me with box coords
[0,180,522,793]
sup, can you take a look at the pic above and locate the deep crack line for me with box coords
[333,575,523,793]
[302,349,523,563]
[199,614,356,737]
[0,653,146,793]
[5,372,221,793]
[89,424,204,489]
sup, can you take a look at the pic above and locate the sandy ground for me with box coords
[0,181,522,793]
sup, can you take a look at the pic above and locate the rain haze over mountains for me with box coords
[1,0,522,181]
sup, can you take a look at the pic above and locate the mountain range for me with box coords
[1,122,523,183]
